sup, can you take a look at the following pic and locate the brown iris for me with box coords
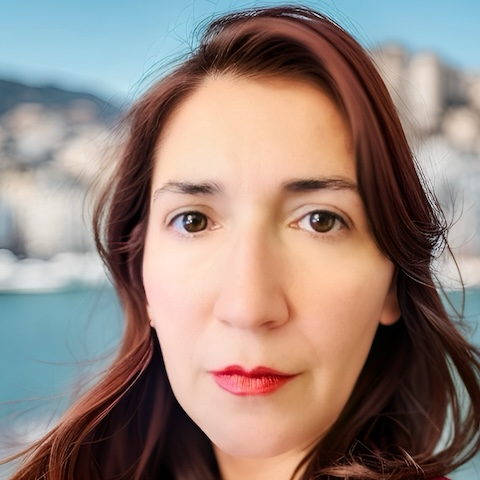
[309,211,336,233]
[182,212,208,233]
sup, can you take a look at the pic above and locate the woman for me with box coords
[7,5,480,479]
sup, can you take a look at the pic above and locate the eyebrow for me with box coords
[281,177,358,192]
[152,176,358,202]
[153,181,223,202]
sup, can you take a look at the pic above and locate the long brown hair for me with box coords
[7,5,480,479]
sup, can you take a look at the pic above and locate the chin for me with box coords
[214,439,293,459]
[210,425,317,460]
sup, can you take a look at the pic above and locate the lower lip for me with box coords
[212,372,295,396]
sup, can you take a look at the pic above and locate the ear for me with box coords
[143,275,154,327]
[379,275,401,326]
[146,303,154,327]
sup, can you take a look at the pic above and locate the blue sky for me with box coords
[1,0,479,101]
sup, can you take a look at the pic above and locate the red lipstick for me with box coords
[210,365,295,396]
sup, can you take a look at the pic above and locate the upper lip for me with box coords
[210,365,295,377]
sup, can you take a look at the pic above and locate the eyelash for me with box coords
[290,209,348,236]
[167,209,349,237]
[168,210,215,237]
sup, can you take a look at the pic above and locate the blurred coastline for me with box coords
[1,43,480,290]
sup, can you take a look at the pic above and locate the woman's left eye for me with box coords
[169,211,210,234]
[294,210,347,234]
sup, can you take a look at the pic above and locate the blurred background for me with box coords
[0,0,479,478]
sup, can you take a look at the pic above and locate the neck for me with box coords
[214,447,306,480]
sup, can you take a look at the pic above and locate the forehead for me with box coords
[152,75,354,186]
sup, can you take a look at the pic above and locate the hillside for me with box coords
[0,78,120,121]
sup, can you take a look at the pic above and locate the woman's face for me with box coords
[143,76,399,469]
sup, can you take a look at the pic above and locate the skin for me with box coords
[143,75,400,480]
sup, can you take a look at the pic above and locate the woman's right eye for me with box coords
[169,211,209,234]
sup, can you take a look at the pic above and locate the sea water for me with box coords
[0,285,122,478]
[0,286,479,479]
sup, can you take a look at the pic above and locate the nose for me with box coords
[212,229,290,330]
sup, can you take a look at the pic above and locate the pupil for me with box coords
[310,211,334,232]
[183,213,207,233]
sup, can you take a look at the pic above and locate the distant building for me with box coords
[0,80,118,258]
[371,45,480,258]
[371,45,476,144]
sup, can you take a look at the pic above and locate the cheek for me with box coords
[143,259,212,373]
[295,257,394,368]
[145,281,198,399]
[145,277,205,341]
